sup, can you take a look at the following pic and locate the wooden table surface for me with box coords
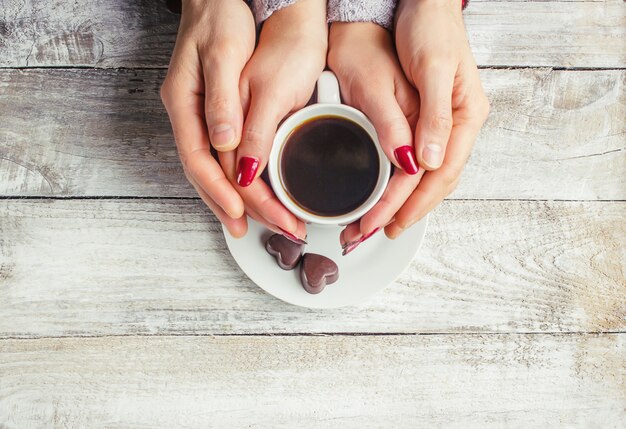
[1,0,625,427]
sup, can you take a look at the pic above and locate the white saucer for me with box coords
[223,216,428,308]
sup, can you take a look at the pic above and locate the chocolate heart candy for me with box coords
[300,253,339,294]
[265,234,305,270]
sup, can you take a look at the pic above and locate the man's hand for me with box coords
[160,0,255,237]
[387,0,490,238]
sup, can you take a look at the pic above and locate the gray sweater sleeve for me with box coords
[250,0,299,24]
[249,0,397,30]
[327,0,397,30]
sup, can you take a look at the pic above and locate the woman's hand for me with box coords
[219,0,328,240]
[160,0,255,237]
[386,0,490,238]
[327,22,423,253]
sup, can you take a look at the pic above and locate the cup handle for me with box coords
[316,71,341,104]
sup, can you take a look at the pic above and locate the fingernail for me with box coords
[388,230,401,240]
[394,146,419,175]
[422,144,444,168]
[342,241,360,256]
[342,227,380,256]
[279,227,307,245]
[210,124,236,149]
[236,156,259,187]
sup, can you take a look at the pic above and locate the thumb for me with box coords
[201,51,245,152]
[414,65,455,170]
[356,87,419,176]
[235,87,286,187]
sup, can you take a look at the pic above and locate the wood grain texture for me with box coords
[0,0,178,68]
[0,334,624,427]
[0,1,624,68]
[0,1,623,424]
[1,68,624,199]
[0,69,181,197]
[0,199,623,338]
[465,2,625,68]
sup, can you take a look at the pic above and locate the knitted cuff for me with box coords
[327,0,397,31]
[248,0,465,30]
[250,0,299,25]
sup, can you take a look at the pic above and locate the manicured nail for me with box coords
[236,156,259,187]
[362,227,381,241]
[279,228,308,245]
[210,124,235,149]
[342,227,380,249]
[394,145,419,175]
[341,234,360,250]
[342,227,380,256]
[422,144,444,168]
[388,230,401,240]
[342,241,360,256]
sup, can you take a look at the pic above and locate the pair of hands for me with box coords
[160,0,322,241]
[161,0,489,248]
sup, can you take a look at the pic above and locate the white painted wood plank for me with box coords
[0,200,623,337]
[0,1,623,68]
[0,69,182,197]
[1,68,624,199]
[0,0,178,68]
[461,68,625,200]
[0,334,624,427]
[466,1,625,67]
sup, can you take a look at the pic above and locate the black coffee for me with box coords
[280,115,379,217]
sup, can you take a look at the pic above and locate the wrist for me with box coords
[399,0,464,12]
[397,0,465,27]
[263,1,328,48]
[330,22,389,46]
[267,0,327,28]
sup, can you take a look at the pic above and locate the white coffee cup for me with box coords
[268,71,391,226]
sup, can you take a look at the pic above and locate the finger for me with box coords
[340,222,362,247]
[188,176,248,238]
[413,64,456,170]
[340,170,423,246]
[184,149,245,219]
[386,117,483,238]
[245,205,280,233]
[161,44,245,219]
[394,75,421,129]
[354,85,419,175]
[292,219,307,243]
[219,150,307,240]
[235,86,287,187]
[339,220,387,256]
[200,48,245,152]
[241,178,306,239]
[246,205,307,241]
[359,168,424,236]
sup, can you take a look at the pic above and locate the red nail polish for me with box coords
[394,146,419,175]
[342,241,360,256]
[361,227,381,241]
[342,227,381,256]
[279,228,307,245]
[236,156,259,187]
